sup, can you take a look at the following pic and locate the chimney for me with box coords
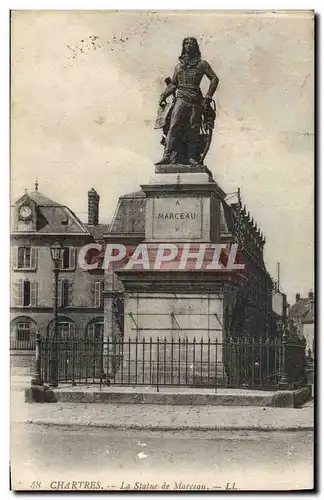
[295,293,300,302]
[88,188,100,226]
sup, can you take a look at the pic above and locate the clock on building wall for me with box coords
[19,205,32,220]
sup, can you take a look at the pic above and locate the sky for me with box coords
[10,10,314,305]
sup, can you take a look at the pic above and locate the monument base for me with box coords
[105,159,245,388]
[154,163,214,181]
[155,163,205,173]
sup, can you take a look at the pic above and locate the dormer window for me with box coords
[60,214,69,225]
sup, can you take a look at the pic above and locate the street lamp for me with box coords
[49,241,64,387]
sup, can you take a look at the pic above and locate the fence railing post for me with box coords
[71,334,76,386]
[279,330,289,389]
[31,332,43,387]
[300,336,307,385]
[99,334,105,388]
[156,337,160,393]
[35,335,303,391]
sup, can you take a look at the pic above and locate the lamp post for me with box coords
[30,331,43,387]
[279,322,289,389]
[49,241,64,387]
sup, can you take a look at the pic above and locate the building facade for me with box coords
[289,291,315,354]
[10,185,108,345]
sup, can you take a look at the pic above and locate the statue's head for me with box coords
[181,37,201,59]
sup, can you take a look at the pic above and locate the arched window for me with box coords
[47,317,76,339]
[10,316,37,347]
[86,318,104,340]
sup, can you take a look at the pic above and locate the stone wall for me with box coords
[11,350,33,376]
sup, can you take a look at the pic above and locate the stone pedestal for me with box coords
[111,166,243,385]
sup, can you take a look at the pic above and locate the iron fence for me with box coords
[39,334,307,390]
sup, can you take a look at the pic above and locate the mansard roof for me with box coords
[12,190,89,235]
[15,190,60,207]
[109,190,146,234]
[289,295,315,324]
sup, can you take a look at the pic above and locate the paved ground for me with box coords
[10,424,314,491]
[10,376,314,491]
[15,400,314,431]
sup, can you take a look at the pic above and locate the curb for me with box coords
[16,420,314,432]
[24,385,312,408]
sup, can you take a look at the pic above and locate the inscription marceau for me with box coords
[157,212,198,220]
[152,198,202,239]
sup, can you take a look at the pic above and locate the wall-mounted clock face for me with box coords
[19,205,32,220]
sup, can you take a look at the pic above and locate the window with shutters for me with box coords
[94,281,104,308]
[62,248,70,269]
[23,281,30,306]
[13,280,38,307]
[62,280,69,307]
[18,247,30,268]
[60,247,76,270]
[58,280,71,307]
[13,247,37,270]
[15,280,38,307]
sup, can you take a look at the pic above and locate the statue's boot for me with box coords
[155,156,171,166]
[187,132,201,167]
[188,157,200,167]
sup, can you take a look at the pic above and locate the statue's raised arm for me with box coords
[155,37,219,167]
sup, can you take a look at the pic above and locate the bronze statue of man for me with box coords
[155,37,219,166]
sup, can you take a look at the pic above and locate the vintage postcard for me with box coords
[10,10,314,491]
